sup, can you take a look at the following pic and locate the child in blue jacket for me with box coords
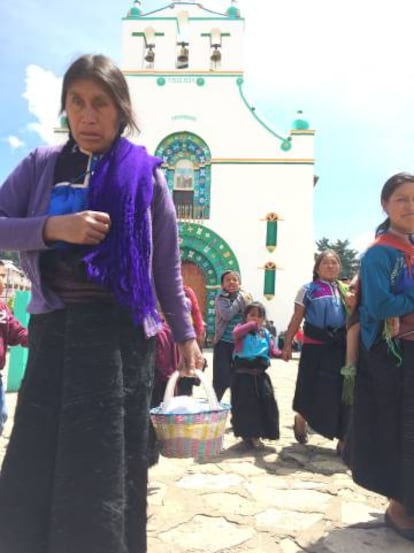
[231,301,281,450]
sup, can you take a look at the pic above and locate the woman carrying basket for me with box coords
[0,53,203,553]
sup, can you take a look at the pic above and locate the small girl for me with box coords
[231,301,281,450]
[213,270,252,401]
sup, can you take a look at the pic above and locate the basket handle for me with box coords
[162,370,221,411]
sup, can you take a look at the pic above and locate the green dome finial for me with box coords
[292,110,310,130]
[226,0,241,18]
[128,0,142,17]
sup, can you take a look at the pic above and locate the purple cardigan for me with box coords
[0,144,195,342]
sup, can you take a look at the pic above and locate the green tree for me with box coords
[0,251,20,266]
[315,238,359,279]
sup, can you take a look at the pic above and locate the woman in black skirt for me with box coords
[0,54,203,553]
[346,173,414,541]
[281,250,348,453]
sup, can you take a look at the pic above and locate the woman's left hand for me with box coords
[177,339,204,377]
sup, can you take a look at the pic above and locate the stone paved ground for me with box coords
[1,352,412,553]
[146,352,411,553]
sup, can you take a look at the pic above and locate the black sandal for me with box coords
[293,415,308,445]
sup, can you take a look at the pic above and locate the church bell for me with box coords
[144,45,155,64]
[210,45,221,63]
[177,43,189,66]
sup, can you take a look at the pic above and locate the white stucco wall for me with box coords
[124,71,315,331]
[208,162,314,333]
[122,3,316,333]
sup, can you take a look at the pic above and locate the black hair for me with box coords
[312,249,341,281]
[60,54,139,136]
[244,301,266,320]
[376,172,414,236]
[220,270,241,284]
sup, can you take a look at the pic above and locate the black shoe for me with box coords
[242,438,254,450]
[251,438,266,450]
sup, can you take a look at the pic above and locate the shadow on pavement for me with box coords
[302,512,414,553]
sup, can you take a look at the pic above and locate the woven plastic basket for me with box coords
[150,369,230,460]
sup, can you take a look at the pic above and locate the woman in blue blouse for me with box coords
[346,173,414,541]
[282,250,348,452]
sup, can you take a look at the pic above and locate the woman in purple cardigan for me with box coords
[0,54,203,553]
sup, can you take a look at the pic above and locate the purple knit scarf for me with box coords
[83,137,162,331]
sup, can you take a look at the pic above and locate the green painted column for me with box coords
[266,220,278,252]
[264,263,276,300]
[7,290,30,392]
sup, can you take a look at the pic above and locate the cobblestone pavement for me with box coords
[1,352,412,552]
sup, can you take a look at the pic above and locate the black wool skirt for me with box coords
[0,303,155,553]
[293,342,348,440]
[231,370,280,440]
[345,340,414,515]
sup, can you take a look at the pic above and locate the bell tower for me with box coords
[121,1,316,341]
[122,0,244,73]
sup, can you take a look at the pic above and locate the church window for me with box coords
[155,133,211,221]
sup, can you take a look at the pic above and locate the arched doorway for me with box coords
[181,261,207,321]
[178,222,240,342]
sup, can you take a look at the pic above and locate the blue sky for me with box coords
[2,0,414,252]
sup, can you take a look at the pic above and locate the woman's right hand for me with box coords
[281,344,292,361]
[43,211,111,245]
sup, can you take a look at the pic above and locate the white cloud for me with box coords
[5,135,25,150]
[240,0,414,127]
[22,64,62,144]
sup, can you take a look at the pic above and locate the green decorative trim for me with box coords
[226,6,241,18]
[131,32,165,37]
[200,33,231,37]
[123,16,177,21]
[123,16,244,21]
[264,263,276,299]
[155,132,212,219]
[156,77,166,86]
[266,220,278,250]
[171,114,197,121]
[212,159,314,165]
[187,17,243,21]
[179,222,240,339]
[293,119,309,130]
[280,139,292,152]
[196,77,205,86]
[124,72,243,78]
[236,78,291,148]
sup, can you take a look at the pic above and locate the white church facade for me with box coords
[56,0,317,341]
